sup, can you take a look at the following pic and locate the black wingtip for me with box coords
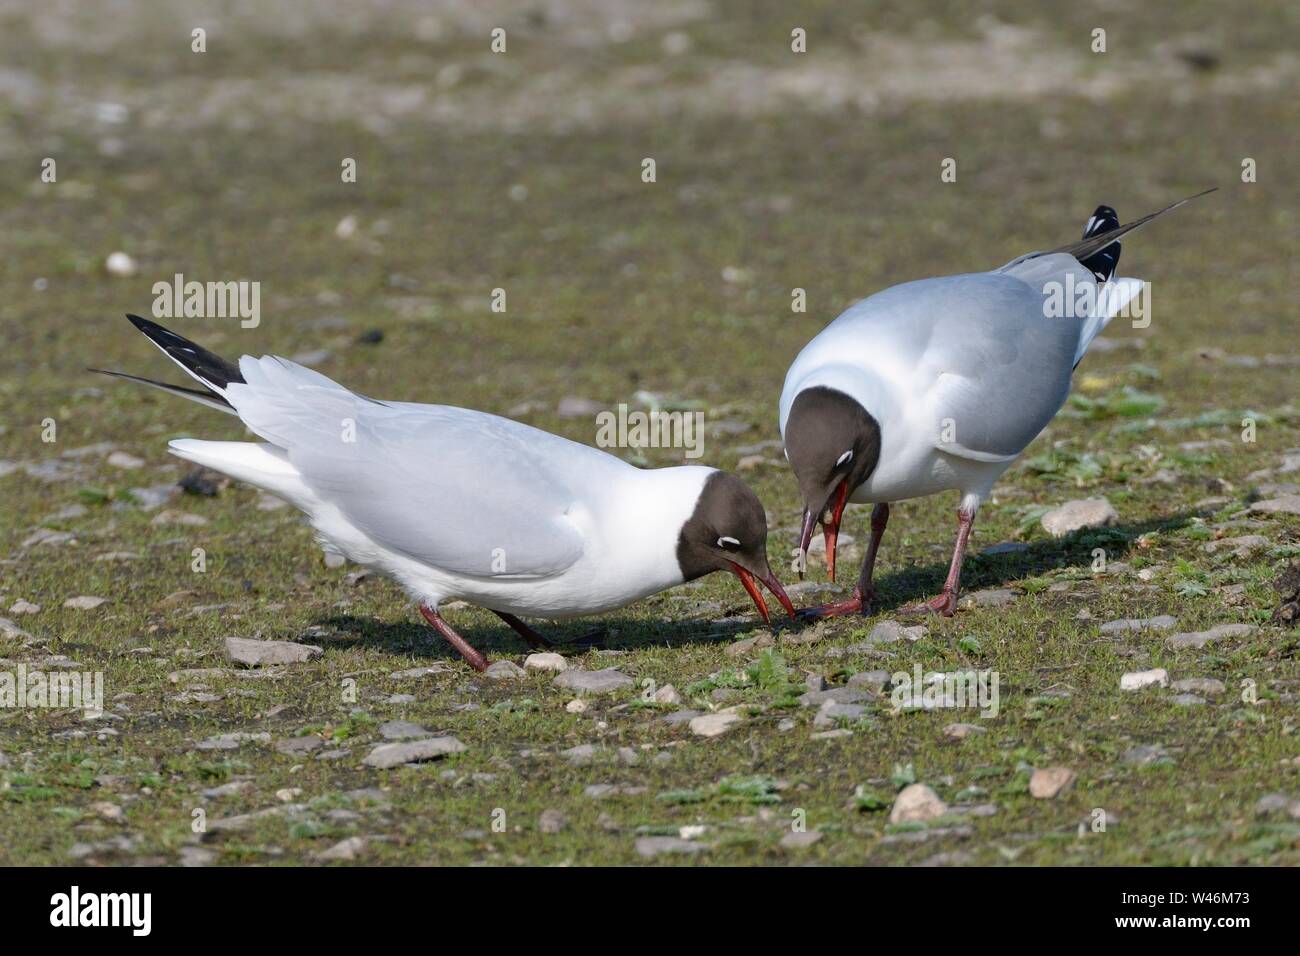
[123,313,245,390]
[125,312,157,333]
[89,366,237,413]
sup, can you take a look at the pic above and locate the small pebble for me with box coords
[890,784,948,824]
[523,652,567,673]
[105,251,137,276]
[689,710,742,738]
[1120,668,1168,691]
[63,596,108,610]
[1029,767,1076,799]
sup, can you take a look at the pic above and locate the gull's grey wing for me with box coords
[224,356,588,578]
[917,273,1082,460]
[780,272,1085,460]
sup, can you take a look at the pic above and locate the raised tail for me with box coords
[1065,189,1216,365]
[91,314,244,414]
[1050,187,1217,275]
[996,189,1216,367]
[1077,204,1121,282]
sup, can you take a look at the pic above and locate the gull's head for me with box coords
[676,471,795,623]
[784,386,881,582]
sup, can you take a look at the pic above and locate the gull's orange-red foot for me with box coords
[896,590,959,618]
[794,588,872,621]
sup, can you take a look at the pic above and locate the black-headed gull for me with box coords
[781,190,1214,619]
[97,316,794,670]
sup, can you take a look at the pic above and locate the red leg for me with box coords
[493,611,551,649]
[898,506,975,618]
[492,610,606,650]
[857,503,891,607]
[419,604,489,672]
[796,503,890,621]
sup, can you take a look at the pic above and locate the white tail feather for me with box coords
[1074,276,1144,365]
[168,439,311,507]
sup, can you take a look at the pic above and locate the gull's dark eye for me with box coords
[835,448,854,469]
[716,535,741,551]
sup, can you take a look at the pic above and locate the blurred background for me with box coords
[1,1,1295,449]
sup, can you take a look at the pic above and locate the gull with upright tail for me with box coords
[780,189,1215,618]
[97,317,794,669]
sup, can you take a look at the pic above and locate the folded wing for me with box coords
[225,355,587,578]
[920,273,1081,461]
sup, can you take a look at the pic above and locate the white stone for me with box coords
[0,617,34,641]
[225,636,322,666]
[1171,677,1226,695]
[1249,495,1300,516]
[552,668,633,694]
[866,620,926,644]
[1120,668,1169,691]
[1041,498,1119,537]
[195,732,270,751]
[362,736,466,769]
[316,836,367,861]
[482,660,525,680]
[524,652,568,673]
[959,588,1018,608]
[1165,623,1254,650]
[105,251,137,276]
[889,783,948,824]
[63,596,108,610]
[652,683,682,705]
[689,710,742,738]
[636,836,710,858]
[23,528,74,547]
[780,830,823,849]
[1203,535,1270,558]
[1099,615,1176,634]
[1029,767,1076,799]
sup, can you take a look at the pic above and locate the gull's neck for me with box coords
[782,363,898,432]
[591,464,715,598]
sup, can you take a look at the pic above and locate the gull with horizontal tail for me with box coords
[781,189,1215,619]
[95,317,794,670]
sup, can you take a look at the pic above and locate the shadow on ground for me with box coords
[319,609,771,663]
[318,512,1197,662]
[869,511,1199,609]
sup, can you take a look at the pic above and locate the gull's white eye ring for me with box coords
[717,535,740,549]
[836,449,853,468]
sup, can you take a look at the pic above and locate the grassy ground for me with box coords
[1,1,1298,865]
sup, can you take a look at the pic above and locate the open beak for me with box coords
[797,480,850,582]
[729,561,797,624]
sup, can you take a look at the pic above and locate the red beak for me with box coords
[798,480,850,582]
[822,481,850,582]
[730,562,797,623]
